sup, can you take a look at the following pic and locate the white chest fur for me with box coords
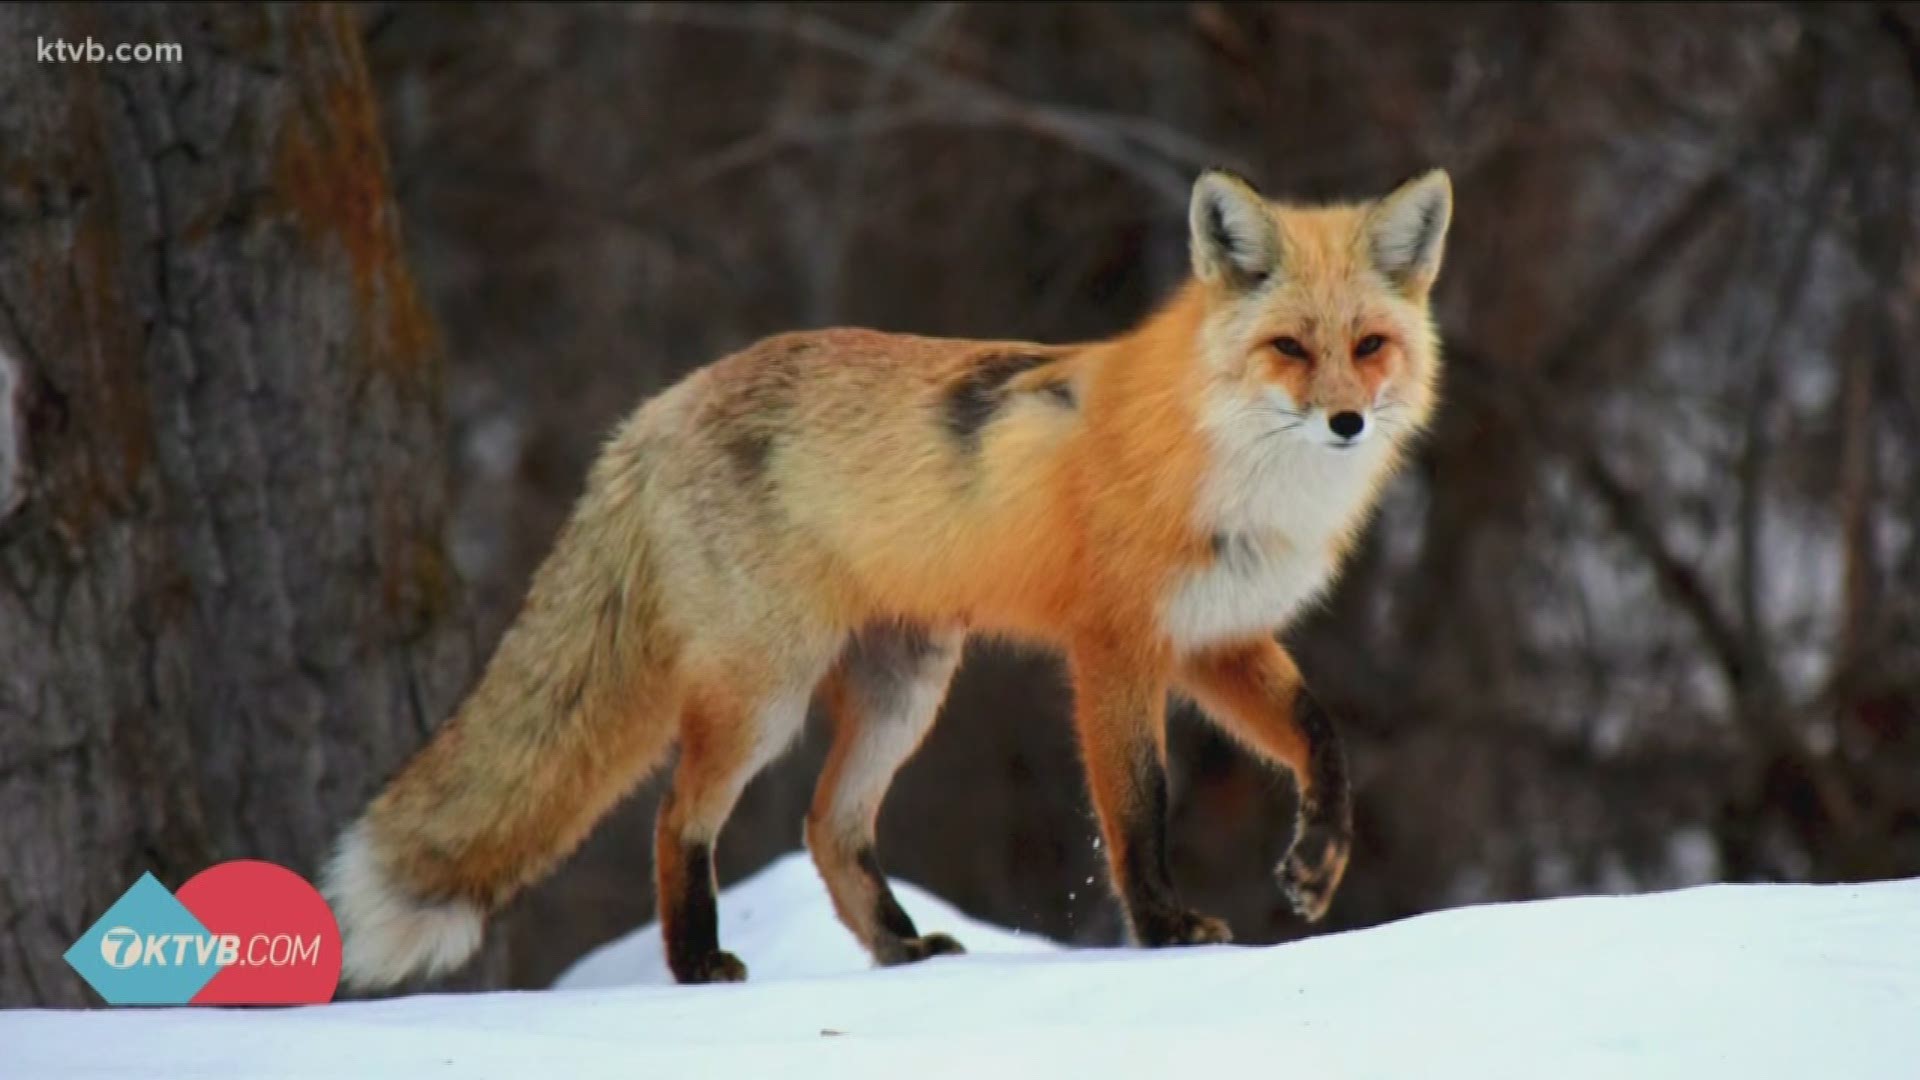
[1161,534,1340,650]
[1160,399,1395,652]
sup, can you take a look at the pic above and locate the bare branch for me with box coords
[811,3,962,319]
[620,3,1248,208]
[1735,140,1844,710]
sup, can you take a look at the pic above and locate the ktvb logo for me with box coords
[96,924,321,969]
[65,863,341,1005]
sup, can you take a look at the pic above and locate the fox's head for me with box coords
[1185,169,1450,456]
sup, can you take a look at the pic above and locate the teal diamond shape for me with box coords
[65,873,220,1005]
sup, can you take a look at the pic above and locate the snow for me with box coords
[554,852,1058,990]
[7,853,1918,1080]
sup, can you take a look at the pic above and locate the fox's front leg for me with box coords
[1069,641,1232,947]
[1179,638,1353,922]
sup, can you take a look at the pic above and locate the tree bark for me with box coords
[0,2,474,1006]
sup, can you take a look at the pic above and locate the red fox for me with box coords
[323,168,1451,987]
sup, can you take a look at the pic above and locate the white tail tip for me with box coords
[321,822,485,990]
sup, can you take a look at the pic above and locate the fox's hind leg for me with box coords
[655,660,824,984]
[806,624,966,966]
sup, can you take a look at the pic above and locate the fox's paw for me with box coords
[1134,906,1233,948]
[1279,821,1350,923]
[675,949,748,985]
[878,932,967,967]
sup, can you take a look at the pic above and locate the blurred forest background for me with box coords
[3,2,1917,1004]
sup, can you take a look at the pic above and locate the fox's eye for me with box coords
[1354,335,1387,359]
[1273,336,1311,361]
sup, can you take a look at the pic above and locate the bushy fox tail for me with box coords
[322,430,680,989]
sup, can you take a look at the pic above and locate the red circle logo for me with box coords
[174,860,341,1004]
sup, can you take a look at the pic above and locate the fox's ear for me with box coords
[1190,170,1280,291]
[1368,169,1452,297]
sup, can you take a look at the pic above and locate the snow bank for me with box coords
[7,853,1918,1079]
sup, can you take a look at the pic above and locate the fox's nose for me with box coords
[1328,411,1366,440]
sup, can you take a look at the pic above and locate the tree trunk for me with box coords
[0,2,475,1006]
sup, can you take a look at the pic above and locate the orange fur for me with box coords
[1180,640,1312,782]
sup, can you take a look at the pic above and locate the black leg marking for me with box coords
[1116,747,1232,947]
[664,840,745,984]
[855,846,920,940]
[1279,690,1354,923]
[855,846,965,965]
[1118,748,1175,919]
[1294,691,1350,827]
